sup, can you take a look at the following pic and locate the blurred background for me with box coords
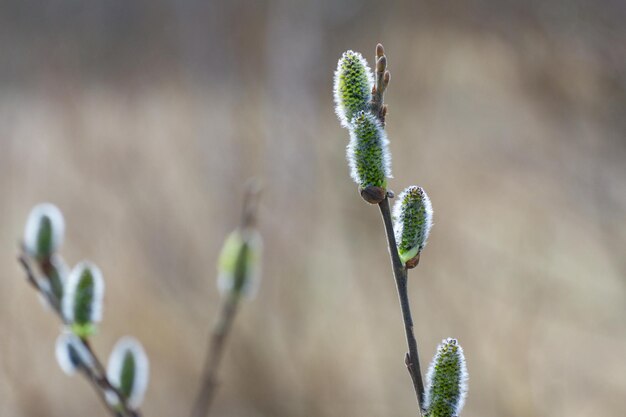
[1,0,625,416]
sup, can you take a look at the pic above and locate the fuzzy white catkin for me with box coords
[424,338,468,417]
[62,261,105,324]
[55,331,93,375]
[392,186,433,263]
[333,50,374,128]
[106,336,150,409]
[23,203,65,257]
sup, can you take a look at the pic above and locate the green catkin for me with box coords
[24,203,65,260]
[120,352,136,399]
[73,271,95,326]
[423,338,468,417]
[346,111,392,190]
[24,204,67,307]
[393,186,433,264]
[217,229,263,299]
[36,216,54,258]
[62,262,104,338]
[334,51,374,128]
[106,337,150,410]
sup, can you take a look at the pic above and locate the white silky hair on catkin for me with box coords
[106,336,150,409]
[23,203,65,256]
[62,261,105,323]
[333,50,374,129]
[346,112,392,185]
[423,338,469,415]
[392,186,433,248]
[55,331,93,375]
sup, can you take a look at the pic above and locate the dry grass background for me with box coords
[1,1,625,416]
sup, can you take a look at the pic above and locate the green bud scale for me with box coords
[334,50,373,128]
[423,338,468,417]
[217,229,263,299]
[393,186,433,264]
[106,336,150,410]
[24,203,65,260]
[347,111,392,192]
[62,261,104,338]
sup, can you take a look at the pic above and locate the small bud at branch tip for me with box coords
[376,43,385,59]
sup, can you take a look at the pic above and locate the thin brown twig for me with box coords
[17,251,140,417]
[368,42,425,414]
[378,197,425,415]
[190,294,239,417]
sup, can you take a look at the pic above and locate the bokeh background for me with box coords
[1,1,625,416]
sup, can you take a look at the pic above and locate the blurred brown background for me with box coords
[1,0,625,416]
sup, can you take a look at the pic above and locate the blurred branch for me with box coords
[190,293,239,417]
[17,250,142,417]
[190,180,262,417]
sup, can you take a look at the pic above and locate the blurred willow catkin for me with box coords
[191,181,263,417]
[18,203,147,417]
[106,336,150,410]
[217,228,263,299]
[55,331,94,375]
[62,261,105,338]
[23,203,65,260]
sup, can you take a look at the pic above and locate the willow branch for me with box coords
[190,180,262,417]
[378,196,425,415]
[190,294,240,417]
[17,251,140,417]
[368,42,425,412]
